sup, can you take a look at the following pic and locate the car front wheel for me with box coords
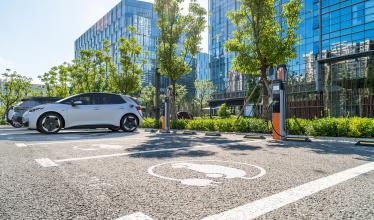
[37,113,63,134]
[120,114,138,132]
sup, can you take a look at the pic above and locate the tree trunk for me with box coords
[260,66,270,120]
[200,100,203,116]
[171,80,177,120]
[155,69,161,122]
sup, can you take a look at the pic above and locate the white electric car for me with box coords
[23,93,143,134]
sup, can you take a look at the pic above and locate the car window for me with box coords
[59,94,94,105]
[97,94,125,105]
[16,100,40,108]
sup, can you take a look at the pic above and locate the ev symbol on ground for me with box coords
[148,160,266,187]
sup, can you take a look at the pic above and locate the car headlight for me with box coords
[29,107,44,112]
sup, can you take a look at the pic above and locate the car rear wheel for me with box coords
[37,113,63,134]
[120,114,138,132]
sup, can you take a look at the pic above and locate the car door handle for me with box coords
[93,108,100,110]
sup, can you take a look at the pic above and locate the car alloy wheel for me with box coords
[11,120,23,128]
[121,115,138,132]
[39,113,62,134]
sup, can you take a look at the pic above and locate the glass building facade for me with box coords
[197,53,210,81]
[209,0,374,117]
[209,0,242,92]
[74,0,157,87]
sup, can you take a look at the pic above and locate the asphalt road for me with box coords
[0,126,373,220]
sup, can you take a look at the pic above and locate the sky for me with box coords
[0,0,209,83]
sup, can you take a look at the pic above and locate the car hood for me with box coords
[30,103,62,110]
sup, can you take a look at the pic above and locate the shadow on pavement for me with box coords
[0,129,140,142]
[267,141,374,161]
[127,134,261,158]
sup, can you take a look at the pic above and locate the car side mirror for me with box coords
[72,100,83,106]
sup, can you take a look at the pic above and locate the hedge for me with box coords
[142,117,374,138]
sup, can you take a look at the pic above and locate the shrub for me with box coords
[217,104,230,118]
[171,119,189,130]
[0,107,6,125]
[142,117,374,138]
[142,118,161,129]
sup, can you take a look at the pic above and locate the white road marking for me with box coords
[202,162,374,220]
[15,143,27,147]
[116,212,153,220]
[35,158,59,167]
[53,142,245,163]
[26,136,151,146]
[148,160,266,187]
[54,144,214,163]
[0,128,29,131]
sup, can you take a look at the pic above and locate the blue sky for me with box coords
[0,0,208,83]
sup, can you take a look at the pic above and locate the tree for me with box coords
[39,63,70,98]
[95,40,117,92]
[70,40,117,94]
[225,0,301,118]
[194,79,215,115]
[174,84,187,112]
[140,84,156,117]
[155,0,207,120]
[218,104,230,118]
[111,26,146,96]
[0,69,32,113]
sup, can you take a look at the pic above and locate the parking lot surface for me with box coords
[0,126,373,220]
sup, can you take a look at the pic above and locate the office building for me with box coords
[208,0,374,118]
[74,0,157,87]
[197,53,210,81]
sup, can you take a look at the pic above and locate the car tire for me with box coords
[120,114,138,132]
[37,113,63,134]
[109,127,121,132]
[10,119,23,128]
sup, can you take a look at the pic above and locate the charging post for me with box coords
[272,65,287,141]
[164,88,171,132]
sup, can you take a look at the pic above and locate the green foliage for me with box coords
[287,117,374,138]
[225,0,301,116]
[111,26,146,96]
[171,119,189,130]
[174,84,187,112]
[0,106,6,125]
[155,0,207,119]
[142,117,374,138]
[69,40,117,94]
[140,84,156,116]
[38,63,70,97]
[142,118,161,129]
[217,104,231,118]
[194,79,215,115]
[0,69,32,111]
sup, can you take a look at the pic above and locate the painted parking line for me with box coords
[54,144,216,163]
[116,212,153,220]
[34,141,252,166]
[35,158,59,167]
[20,136,153,147]
[202,161,374,220]
[15,143,27,147]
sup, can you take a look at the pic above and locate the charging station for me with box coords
[272,65,287,141]
[162,88,171,133]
